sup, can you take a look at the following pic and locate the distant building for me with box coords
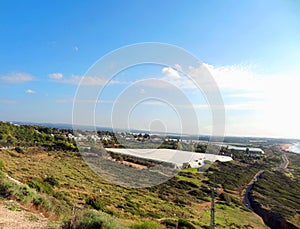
[220,145,265,154]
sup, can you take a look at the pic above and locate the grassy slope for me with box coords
[0,148,268,228]
[251,152,300,227]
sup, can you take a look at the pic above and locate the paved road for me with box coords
[243,170,264,210]
[243,151,289,210]
[279,153,289,169]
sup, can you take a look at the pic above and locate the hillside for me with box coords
[0,147,269,228]
[0,122,298,228]
[249,150,300,228]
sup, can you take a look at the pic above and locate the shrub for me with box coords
[177,219,196,229]
[0,176,55,212]
[86,197,104,211]
[44,176,59,186]
[62,209,122,229]
[0,160,5,172]
[219,193,232,205]
[129,221,161,229]
[15,147,25,154]
[26,179,54,195]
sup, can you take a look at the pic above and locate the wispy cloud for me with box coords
[55,98,114,104]
[0,72,34,83]
[0,99,16,104]
[137,63,265,93]
[139,63,288,102]
[25,89,36,94]
[142,101,264,111]
[55,98,74,103]
[49,73,63,80]
[226,93,264,99]
[51,74,121,86]
[203,63,265,92]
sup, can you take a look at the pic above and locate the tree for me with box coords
[177,142,183,150]
[6,135,16,146]
[245,147,250,154]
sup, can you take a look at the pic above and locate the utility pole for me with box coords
[210,186,215,229]
[210,174,216,229]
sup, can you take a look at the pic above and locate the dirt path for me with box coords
[0,200,49,229]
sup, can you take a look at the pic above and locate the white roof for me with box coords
[105,148,232,167]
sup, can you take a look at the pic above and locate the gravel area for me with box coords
[0,200,49,229]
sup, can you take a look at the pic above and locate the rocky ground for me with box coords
[0,200,50,229]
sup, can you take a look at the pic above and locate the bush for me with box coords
[0,160,5,172]
[62,209,122,229]
[160,219,177,228]
[177,219,196,229]
[86,197,104,211]
[219,193,232,204]
[129,221,161,229]
[26,179,54,195]
[15,147,25,154]
[44,176,59,186]
[86,197,113,215]
[0,177,54,212]
[32,195,52,211]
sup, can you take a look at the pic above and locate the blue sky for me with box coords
[1,0,300,138]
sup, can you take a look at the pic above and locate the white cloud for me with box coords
[143,100,165,106]
[0,72,34,83]
[203,63,265,92]
[60,75,121,86]
[226,93,264,99]
[0,100,16,104]
[49,73,63,80]
[55,98,114,104]
[146,63,267,93]
[25,89,36,94]
[143,101,263,111]
[162,67,181,79]
[174,64,182,71]
[55,98,74,103]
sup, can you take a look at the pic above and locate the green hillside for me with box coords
[0,122,298,228]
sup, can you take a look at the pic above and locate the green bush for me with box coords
[62,209,122,229]
[219,193,232,205]
[160,219,177,228]
[0,177,54,212]
[32,195,52,211]
[12,185,35,202]
[86,197,104,211]
[44,176,59,186]
[0,160,5,172]
[177,219,196,229]
[26,179,54,195]
[129,221,161,229]
[86,197,113,215]
[15,147,25,154]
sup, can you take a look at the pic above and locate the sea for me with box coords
[287,143,300,154]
